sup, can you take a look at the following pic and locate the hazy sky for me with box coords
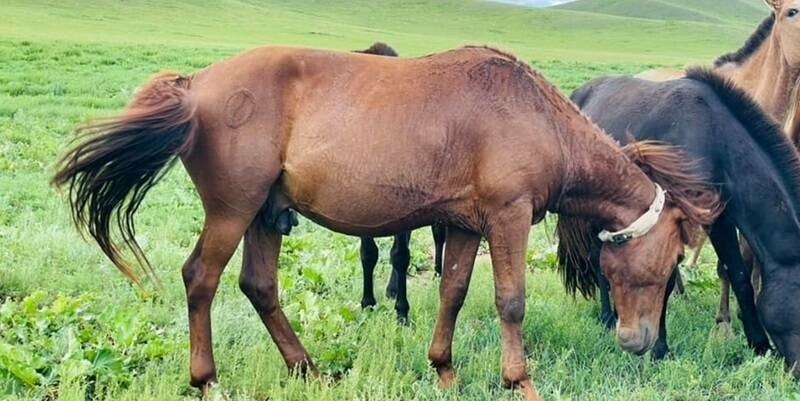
[489,0,575,7]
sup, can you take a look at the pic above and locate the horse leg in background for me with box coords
[432,224,446,276]
[388,231,412,323]
[240,219,317,375]
[688,235,706,267]
[674,266,685,295]
[708,215,771,354]
[485,208,540,401]
[715,260,732,328]
[360,237,379,309]
[590,239,617,330]
[739,238,761,297]
[428,226,481,388]
[651,268,678,360]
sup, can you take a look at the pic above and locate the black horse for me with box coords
[355,43,446,322]
[562,68,800,372]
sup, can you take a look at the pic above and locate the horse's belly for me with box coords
[278,162,442,236]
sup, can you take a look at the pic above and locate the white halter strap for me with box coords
[598,183,667,245]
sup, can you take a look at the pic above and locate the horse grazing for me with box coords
[575,1,800,358]
[569,67,800,373]
[353,42,446,323]
[52,45,715,399]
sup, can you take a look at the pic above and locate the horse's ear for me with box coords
[763,0,782,11]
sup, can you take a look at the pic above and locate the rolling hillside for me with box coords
[556,0,767,25]
[0,0,756,64]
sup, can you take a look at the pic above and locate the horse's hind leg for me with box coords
[360,237,379,309]
[428,226,480,388]
[388,231,412,323]
[182,214,257,390]
[240,220,317,374]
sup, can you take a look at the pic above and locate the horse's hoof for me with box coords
[752,340,772,356]
[436,366,456,389]
[712,321,733,339]
[202,382,230,401]
[360,298,376,309]
[396,315,410,326]
[516,379,543,401]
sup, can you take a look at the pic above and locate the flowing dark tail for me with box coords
[52,73,198,284]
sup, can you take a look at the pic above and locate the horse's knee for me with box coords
[390,241,410,268]
[496,293,525,323]
[239,275,278,315]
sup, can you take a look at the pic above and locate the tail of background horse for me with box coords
[52,72,198,284]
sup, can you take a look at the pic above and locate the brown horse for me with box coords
[52,45,716,400]
[353,42,446,323]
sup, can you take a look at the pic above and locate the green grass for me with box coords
[2,1,799,400]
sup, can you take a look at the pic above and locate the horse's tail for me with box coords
[52,72,198,285]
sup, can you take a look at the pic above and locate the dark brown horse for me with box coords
[52,45,717,400]
[354,42,446,323]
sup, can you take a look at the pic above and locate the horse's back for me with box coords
[573,75,723,146]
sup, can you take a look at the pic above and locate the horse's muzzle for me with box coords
[616,324,656,356]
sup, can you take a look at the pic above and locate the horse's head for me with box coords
[557,141,719,355]
[764,0,800,67]
[607,142,720,354]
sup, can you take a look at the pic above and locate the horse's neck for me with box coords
[552,125,654,230]
[719,34,800,124]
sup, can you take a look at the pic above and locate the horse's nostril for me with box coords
[617,327,637,344]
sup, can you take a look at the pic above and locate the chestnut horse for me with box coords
[353,42,446,322]
[52,45,716,399]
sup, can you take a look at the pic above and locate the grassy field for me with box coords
[1,1,799,400]
[557,0,765,25]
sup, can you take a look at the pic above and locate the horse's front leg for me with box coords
[486,207,541,401]
[592,240,617,330]
[651,268,677,360]
[708,215,770,354]
[428,226,480,388]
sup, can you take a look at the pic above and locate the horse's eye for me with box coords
[789,8,798,17]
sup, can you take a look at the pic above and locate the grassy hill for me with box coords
[0,0,758,65]
[557,0,767,25]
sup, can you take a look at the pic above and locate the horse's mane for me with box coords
[685,67,800,206]
[556,141,721,299]
[354,42,398,57]
[714,13,775,67]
